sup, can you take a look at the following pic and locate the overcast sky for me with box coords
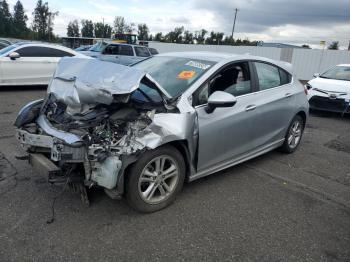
[7,0,350,49]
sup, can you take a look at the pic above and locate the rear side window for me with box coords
[134,46,150,57]
[279,69,292,85]
[148,48,159,55]
[118,45,133,56]
[254,62,291,90]
[17,46,74,57]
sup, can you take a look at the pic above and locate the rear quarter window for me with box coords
[134,46,151,57]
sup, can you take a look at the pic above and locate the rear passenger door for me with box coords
[251,61,295,148]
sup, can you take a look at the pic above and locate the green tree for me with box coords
[196,29,207,44]
[113,16,126,34]
[165,26,184,43]
[12,0,28,37]
[94,22,112,38]
[183,30,193,44]
[67,20,79,37]
[137,23,149,40]
[206,31,224,45]
[154,32,163,41]
[0,0,12,36]
[32,0,58,41]
[81,19,94,37]
[328,41,339,50]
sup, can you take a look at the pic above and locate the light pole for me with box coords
[231,8,238,39]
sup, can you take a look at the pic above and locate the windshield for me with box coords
[132,56,216,97]
[320,66,350,81]
[89,42,108,52]
[0,44,19,56]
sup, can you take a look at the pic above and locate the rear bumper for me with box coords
[309,96,350,113]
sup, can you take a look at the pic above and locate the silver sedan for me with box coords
[15,52,309,212]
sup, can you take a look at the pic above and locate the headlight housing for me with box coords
[305,83,313,90]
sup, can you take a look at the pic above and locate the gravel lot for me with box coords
[0,87,349,262]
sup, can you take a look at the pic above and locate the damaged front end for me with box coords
[15,57,195,201]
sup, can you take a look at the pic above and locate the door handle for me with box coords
[245,105,256,111]
[115,56,119,58]
[284,93,292,98]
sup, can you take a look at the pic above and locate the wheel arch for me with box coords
[116,139,193,196]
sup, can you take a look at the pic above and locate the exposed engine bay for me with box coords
[14,57,196,203]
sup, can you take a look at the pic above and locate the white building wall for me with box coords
[148,42,281,60]
[148,42,350,80]
[291,49,350,80]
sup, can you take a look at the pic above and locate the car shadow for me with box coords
[0,85,47,92]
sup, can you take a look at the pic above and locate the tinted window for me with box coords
[17,46,74,57]
[103,45,118,55]
[118,45,133,56]
[254,62,281,90]
[149,48,159,55]
[133,56,216,97]
[195,62,252,105]
[134,46,150,57]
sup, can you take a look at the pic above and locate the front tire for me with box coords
[280,115,304,153]
[126,145,185,213]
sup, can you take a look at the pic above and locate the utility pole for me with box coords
[102,18,105,38]
[231,8,238,39]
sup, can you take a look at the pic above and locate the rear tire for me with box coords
[126,145,185,213]
[280,115,304,154]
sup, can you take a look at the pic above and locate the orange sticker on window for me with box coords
[177,70,196,79]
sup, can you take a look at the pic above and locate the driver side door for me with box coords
[194,61,259,172]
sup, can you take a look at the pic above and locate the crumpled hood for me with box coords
[47,57,168,113]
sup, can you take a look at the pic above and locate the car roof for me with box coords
[157,51,237,62]
[337,64,350,67]
[156,51,293,73]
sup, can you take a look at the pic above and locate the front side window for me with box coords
[320,66,350,81]
[118,45,134,56]
[134,46,150,57]
[132,56,216,97]
[16,46,74,57]
[254,62,281,90]
[103,45,118,55]
[195,62,252,105]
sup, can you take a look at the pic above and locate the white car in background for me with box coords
[0,43,88,86]
[306,64,350,114]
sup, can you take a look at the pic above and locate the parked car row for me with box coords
[78,41,158,65]
[0,40,159,86]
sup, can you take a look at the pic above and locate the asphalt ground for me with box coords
[0,87,349,262]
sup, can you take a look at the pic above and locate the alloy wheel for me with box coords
[138,155,179,204]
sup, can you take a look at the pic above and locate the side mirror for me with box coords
[9,52,20,60]
[205,91,237,114]
[313,73,320,78]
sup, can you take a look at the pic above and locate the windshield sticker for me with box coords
[177,70,196,79]
[185,61,212,70]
